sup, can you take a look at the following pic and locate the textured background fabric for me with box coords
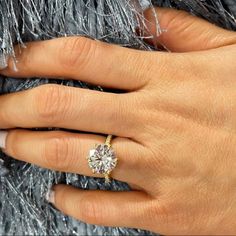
[0,1,236,235]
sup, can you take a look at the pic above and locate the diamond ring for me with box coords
[87,135,118,183]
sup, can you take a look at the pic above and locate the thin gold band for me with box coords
[105,134,112,147]
[104,134,113,183]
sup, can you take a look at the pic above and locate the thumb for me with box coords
[144,7,236,52]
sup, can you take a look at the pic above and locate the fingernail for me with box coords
[46,189,55,204]
[0,131,8,149]
[0,53,9,70]
[0,159,9,177]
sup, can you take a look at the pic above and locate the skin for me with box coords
[0,7,236,235]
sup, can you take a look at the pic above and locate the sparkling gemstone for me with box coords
[88,144,117,174]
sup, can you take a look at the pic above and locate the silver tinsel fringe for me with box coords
[0,0,235,235]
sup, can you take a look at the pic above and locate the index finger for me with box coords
[0,37,158,90]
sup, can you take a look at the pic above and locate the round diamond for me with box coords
[88,144,117,174]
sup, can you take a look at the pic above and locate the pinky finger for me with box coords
[47,185,152,229]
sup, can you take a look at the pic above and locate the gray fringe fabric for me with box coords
[0,0,235,235]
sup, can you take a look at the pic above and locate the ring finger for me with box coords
[1,129,146,185]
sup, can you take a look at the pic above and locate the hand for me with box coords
[0,7,236,235]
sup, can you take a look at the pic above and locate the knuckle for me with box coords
[147,147,167,172]
[125,147,147,171]
[108,95,125,123]
[79,194,104,225]
[150,200,169,219]
[152,53,195,83]
[43,136,72,170]
[146,199,172,228]
[34,84,72,123]
[115,94,141,136]
[147,198,193,234]
[59,37,95,70]
[119,52,154,89]
[164,9,194,36]
[145,54,172,87]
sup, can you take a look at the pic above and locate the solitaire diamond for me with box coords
[88,144,117,175]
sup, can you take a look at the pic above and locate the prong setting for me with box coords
[87,142,117,179]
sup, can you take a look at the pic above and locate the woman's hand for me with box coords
[0,7,236,235]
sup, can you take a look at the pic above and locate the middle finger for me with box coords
[0,84,136,137]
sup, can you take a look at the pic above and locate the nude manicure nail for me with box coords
[0,131,8,149]
[0,54,9,70]
[46,189,55,204]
